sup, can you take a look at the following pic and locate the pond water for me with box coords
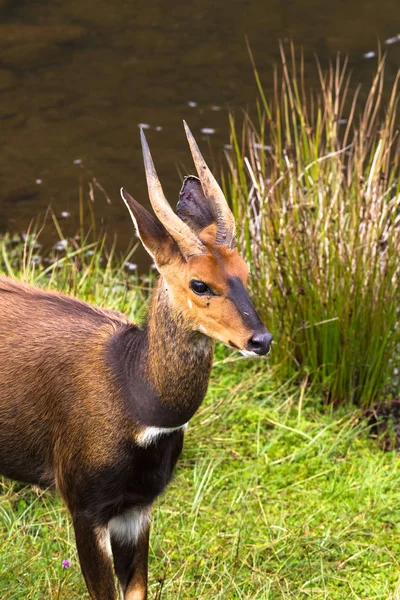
[1,0,400,260]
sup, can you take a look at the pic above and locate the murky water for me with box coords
[1,0,400,258]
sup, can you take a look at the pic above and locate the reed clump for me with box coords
[227,47,400,406]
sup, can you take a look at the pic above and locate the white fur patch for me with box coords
[96,526,112,556]
[198,324,207,334]
[240,350,258,357]
[109,507,151,546]
[136,423,188,448]
[187,298,193,309]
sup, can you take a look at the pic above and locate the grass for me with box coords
[226,47,400,407]
[0,222,150,323]
[1,241,400,599]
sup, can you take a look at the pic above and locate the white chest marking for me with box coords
[136,423,188,448]
[109,507,151,546]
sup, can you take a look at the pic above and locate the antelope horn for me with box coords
[183,120,236,249]
[140,128,207,259]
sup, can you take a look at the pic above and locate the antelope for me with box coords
[0,122,272,600]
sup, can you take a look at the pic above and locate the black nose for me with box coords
[246,331,273,356]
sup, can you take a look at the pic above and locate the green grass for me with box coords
[0,226,150,323]
[1,359,400,599]
[226,47,400,406]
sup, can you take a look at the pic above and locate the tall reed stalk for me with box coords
[227,46,400,406]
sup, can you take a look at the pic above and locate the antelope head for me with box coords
[121,122,273,356]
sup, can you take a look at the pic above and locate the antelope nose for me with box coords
[246,331,273,356]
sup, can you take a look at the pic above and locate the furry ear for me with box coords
[177,176,215,234]
[121,188,179,267]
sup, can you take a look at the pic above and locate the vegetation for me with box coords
[227,48,400,407]
[0,222,149,322]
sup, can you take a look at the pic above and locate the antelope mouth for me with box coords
[240,345,272,358]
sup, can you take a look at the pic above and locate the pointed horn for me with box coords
[183,121,236,249]
[140,128,206,258]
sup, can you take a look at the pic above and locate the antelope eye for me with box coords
[190,279,210,295]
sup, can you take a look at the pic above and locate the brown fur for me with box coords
[145,281,214,412]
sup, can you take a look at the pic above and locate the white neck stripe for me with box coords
[136,423,188,447]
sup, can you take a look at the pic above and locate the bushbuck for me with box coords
[0,122,272,600]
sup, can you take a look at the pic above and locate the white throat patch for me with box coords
[136,423,188,448]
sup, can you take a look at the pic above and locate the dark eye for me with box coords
[190,280,210,295]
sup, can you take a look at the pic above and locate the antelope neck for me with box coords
[112,278,214,429]
[145,279,214,410]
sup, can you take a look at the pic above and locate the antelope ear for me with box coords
[121,188,179,267]
[177,176,215,234]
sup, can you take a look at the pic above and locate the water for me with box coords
[1,0,400,259]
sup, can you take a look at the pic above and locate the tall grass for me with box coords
[227,46,400,406]
[0,215,150,323]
